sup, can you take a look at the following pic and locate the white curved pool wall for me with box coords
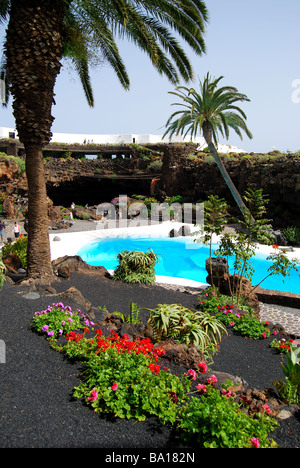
[49,221,300,289]
[49,221,208,288]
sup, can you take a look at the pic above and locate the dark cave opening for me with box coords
[46,176,153,207]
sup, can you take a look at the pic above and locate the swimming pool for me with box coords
[77,236,300,294]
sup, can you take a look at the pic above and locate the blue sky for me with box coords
[1,0,300,153]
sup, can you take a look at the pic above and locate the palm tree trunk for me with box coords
[25,146,52,278]
[202,124,248,214]
[5,0,65,278]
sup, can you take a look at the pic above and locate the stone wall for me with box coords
[1,145,300,227]
[161,149,300,227]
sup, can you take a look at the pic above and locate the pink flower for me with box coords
[196,384,207,393]
[262,332,267,338]
[111,382,118,391]
[206,374,218,385]
[197,362,208,374]
[221,389,232,398]
[186,369,197,380]
[250,437,260,448]
[262,404,271,414]
[273,330,278,335]
[230,321,235,327]
[168,391,178,403]
[88,388,98,401]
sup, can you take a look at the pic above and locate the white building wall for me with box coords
[0,126,244,152]
[0,127,18,139]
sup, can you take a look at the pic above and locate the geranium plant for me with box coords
[31,302,93,341]
[198,290,271,340]
[63,328,190,423]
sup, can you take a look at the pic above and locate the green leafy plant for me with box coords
[113,249,159,285]
[272,344,300,404]
[215,189,299,307]
[177,385,279,448]
[112,301,142,324]
[270,337,298,354]
[282,226,300,245]
[0,154,25,174]
[0,254,6,290]
[253,245,300,294]
[198,290,270,340]
[217,189,273,305]
[146,303,226,355]
[30,303,280,448]
[201,195,229,291]
[2,235,28,268]
[146,158,163,173]
[65,329,189,423]
[31,302,92,341]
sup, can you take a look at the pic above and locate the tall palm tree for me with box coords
[0,0,208,279]
[163,72,253,213]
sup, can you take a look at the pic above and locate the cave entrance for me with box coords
[46,175,154,207]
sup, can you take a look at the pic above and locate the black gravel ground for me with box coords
[0,272,299,451]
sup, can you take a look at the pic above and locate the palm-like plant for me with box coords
[0,0,208,278]
[163,72,253,213]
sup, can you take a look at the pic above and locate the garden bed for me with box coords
[0,271,299,448]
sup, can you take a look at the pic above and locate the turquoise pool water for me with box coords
[77,236,300,294]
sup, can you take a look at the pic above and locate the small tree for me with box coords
[202,195,228,291]
[216,189,300,306]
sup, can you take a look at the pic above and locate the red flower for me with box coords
[149,363,160,374]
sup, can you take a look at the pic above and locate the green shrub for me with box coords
[71,332,189,423]
[31,302,88,340]
[0,154,25,175]
[204,155,215,165]
[2,235,28,268]
[283,226,300,244]
[177,386,279,448]
[199,289,270,340]
[146,158,163,172]
[272,346,300,405]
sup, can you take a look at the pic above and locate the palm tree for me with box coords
[0,0,208,279]
[163,72,253,213]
